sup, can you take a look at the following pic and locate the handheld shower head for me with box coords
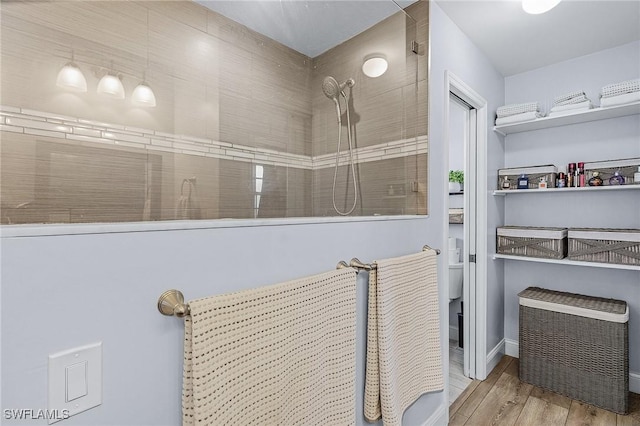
[322,76,355,124]
[322,76,356,99]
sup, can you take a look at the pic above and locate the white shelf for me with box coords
[493,102,640,136]
[493,254,640,271]
[493,184,640,195]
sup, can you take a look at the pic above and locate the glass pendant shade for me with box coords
[131,82,157,107]
[97,74,125,99]
[362,56,388,78]
[56,62,87,92]
[522,0,561,14]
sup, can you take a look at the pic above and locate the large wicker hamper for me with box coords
[518,287,629,414]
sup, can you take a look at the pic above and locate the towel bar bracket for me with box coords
[158,289,190,317]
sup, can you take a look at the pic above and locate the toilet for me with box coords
[449,262,463,301]
[448,238,463,302]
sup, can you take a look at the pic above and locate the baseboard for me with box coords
[486,338,505,376]
[630,372,640,394]
[449,325,459,341]
[504,338,519,358]
[502,338,639,393]
[420,402,447,426]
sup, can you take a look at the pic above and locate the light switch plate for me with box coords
[48,342,102,424]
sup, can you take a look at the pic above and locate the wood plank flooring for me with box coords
[450,355,640,426]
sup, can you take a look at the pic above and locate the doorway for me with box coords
[443,71,489,403]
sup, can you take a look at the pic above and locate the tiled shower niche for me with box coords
[0,1,428,224]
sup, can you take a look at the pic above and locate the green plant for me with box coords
[449,170,464,184]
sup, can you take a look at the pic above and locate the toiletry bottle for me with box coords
[517,174,529,189]
[502,176,511,190]
[538,177,547,189]
[588,172,603,186]
[557,172,566,188]
[578,162,585,187]
[567,163,575,187]
[609,171,625,185]
[634,166,640,184]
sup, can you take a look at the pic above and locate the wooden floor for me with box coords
[450,355,640,426]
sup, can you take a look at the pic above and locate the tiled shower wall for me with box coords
[0,0,428,224]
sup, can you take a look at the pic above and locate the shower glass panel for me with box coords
[0,1,428,224]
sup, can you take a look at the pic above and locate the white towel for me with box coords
[553,90,587,105]
[600,91,640,108]
[495,111,543,126]
[497,102,539,118]
[554,94,589,106]
[601,78,640,98]
[548,100,593,116]
[364,250,443,426]
[183,268,357,426]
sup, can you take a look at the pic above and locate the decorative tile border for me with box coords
[0,106,427,170]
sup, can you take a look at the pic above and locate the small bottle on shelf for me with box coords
[578,162,585,187]
[588,172,603,186]
[557,172,566,188]
[538,177,547,189]
[502,176,511,189]
[567,163,575,187]
[517,174,529,189]
[634,166,640,184]
[609,171,625,185]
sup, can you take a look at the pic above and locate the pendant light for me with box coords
[56,52,87,92]
[132,10,157,107]
[132,79,156,107]
[97,68,125,100]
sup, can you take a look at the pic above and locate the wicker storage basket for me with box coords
[583,158,640,186]
[497,226,567,259]
[498,165,557,190]
[518,287,629,414]
[568,228,640,266]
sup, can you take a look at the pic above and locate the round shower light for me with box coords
[132,82,157,107]
[56,62,87,92]
[362,56,388,78]
[522,0,561,14]
[97,73,125,99]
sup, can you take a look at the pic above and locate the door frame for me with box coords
[443,70,488,380]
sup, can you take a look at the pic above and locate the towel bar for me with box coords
[158,289,190,317]
[337,245,441,272]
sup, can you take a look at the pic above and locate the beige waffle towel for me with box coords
[364,250,443,425]
[182,268,357,426]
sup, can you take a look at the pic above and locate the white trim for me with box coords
[504,338,519,358]
[486,339,505,375]
[0,214,428,238]
[503,338,640,393]
[419,402,447,426]
[519,297,629,323]
[445,70,489,381]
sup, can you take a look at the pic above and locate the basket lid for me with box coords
[518,287,628,322]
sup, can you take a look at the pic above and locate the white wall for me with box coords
[1,217,447,425]
[502,41,640,375]
[431,1,506,365]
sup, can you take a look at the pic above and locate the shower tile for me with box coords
[0,124,23,134]
[24,128,66,139]
[147,0,208,33]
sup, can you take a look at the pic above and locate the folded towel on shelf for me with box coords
[497,102,539,118]
[183,268,358,426]
[601,78,640,98]
[548,100,593,115]
[495,111,543,126]
[553,90,587,105]
[600,91,640,108]
[364,250,443,426]
[554,94,589,106]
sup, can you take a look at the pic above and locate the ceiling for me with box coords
[436,0,640,76]
[196,0,418,58]
[196,1,639,77]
